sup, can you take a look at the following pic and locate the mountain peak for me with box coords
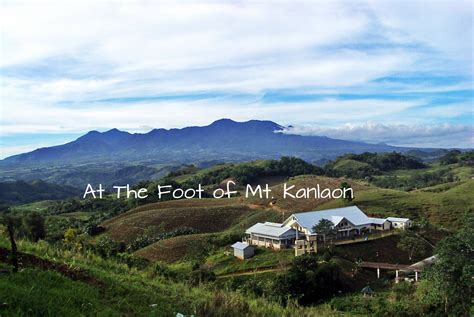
[103,128,128,135]
[210,118,238,126]
[208,118,283,131]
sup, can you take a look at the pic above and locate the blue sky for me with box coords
[0,0,472,158]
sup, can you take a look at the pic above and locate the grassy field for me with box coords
[383,162,473,180]
[205,247,295,275]
[333,158,371,172]
[0,236,342,317]
[10,200,56,213]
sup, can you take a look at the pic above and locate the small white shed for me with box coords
[387,217,412,228]
[231,242,254,259]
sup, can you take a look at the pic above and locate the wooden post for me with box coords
[415,271,418,282]
[377,268,380,279]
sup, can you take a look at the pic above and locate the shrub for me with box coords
[189,267,216,286]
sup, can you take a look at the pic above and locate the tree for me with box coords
[439,150,461,165]
[23,212,46,242]
[275,253,343,305]
[312,219,336,243]
[340,182,354,202]
[0,209,21,272]
[419,215,474,316]
[189,267,216,286]
[397,231,428,260]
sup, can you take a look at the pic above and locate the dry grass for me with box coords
[102,199,262,242]
[134,233,212,262]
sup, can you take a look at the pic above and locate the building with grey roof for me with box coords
[387,217,412,228]
[282,206,393,238]
[245,222,298,250]
[242,206,411,255]
[231,242,255,259]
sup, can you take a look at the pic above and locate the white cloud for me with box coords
[0,97,426,135]
[281,123,474,148]
[0,0,472,154]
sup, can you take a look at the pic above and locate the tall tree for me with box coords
[312,219,336,243]
[23,212,46,242]
[340,182,354,202]
[397,230,428,260]
[0,209,21,273]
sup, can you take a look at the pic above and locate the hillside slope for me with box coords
[0,180,79,205]
[101,198,277,242]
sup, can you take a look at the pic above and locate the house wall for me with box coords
[372,222,391,231]
[391,221,411,228]
[234,249,244,259]
[247,235,296,250]
[243,247,254,258]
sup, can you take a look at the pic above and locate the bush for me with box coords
[95,235,125,257]
[22,212,46,242]
[116,252,149,269]
[274,254,343,305]
[189,267,216,286]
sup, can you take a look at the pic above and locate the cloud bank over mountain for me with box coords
[281,123,473,149]
[0,0,472,157]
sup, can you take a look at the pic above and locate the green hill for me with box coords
[101,198,278,243]
[0,180,79,205]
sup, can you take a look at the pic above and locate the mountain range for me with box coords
[3,119,406,165]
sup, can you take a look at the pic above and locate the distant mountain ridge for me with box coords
[3,119,408,165]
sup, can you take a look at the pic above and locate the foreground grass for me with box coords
[0,236,342,317]
[206,248,294,275]
[0,268,122,317]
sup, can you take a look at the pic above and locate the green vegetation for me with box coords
[1,153,473,316]
[312,219,336,242]
[0,180,78,205]
[0,235,341,316]
[179,156,322,187]
[419,215,474,315]
[275,254,344,305]
[326,152,425,178]
[0,268,121,316]
[439,150,474,166]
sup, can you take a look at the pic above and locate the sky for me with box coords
[0,0,473,158]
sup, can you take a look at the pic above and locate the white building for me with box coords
[245,222,297,250]
[231,242,255,259]
[387,217,412,229]
[243,206,411,254]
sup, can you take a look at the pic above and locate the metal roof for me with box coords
[368,217,388,225]
[245,222,297,239]
[387,217,410,222]
[408,255,437,271]
[287,206,385,233]
[231,242,252,250]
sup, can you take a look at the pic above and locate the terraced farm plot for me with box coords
[102,199,265,242]
[134,233,216,263]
